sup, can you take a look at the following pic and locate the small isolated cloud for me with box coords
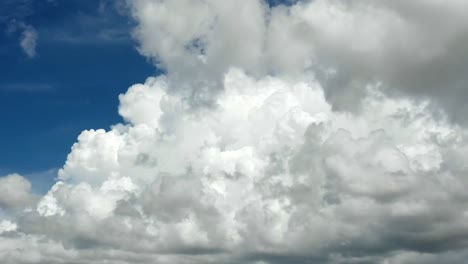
[19,24,38,58]
[7,20,38,58]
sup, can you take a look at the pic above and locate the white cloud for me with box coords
[7,20,39,58]
[2,1,468,263]
[20,25,38,58]
[0,173,37,209]
[2,69,468,263]
[0,220,17,234]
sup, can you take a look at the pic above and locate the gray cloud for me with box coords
[0,174,37,210]
[129,0,468,123]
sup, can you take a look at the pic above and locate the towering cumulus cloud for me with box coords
[2,1,468,263]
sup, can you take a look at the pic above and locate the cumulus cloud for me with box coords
[2,70,468,263]
[129,0,468,121]
[0,174,37,210]
[2,1,468,263]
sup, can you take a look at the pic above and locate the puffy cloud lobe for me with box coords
[2,70,468,263]
[289,0,468,120]
[0,174,36,210]
[128,0,269,103]
[129,0,468,122]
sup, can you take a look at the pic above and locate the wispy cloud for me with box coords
[1,1,40,57]
[42,2,132,45]
[47,27,129,45]
[0,0,34,23]
[19,24,37,57]
[7,20,39,58]
[0,82,53,92]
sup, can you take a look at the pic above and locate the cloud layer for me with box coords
[2,1,468,263]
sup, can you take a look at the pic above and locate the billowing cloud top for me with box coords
[2,1,468,263]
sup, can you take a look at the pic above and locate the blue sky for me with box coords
[0,0,155,192]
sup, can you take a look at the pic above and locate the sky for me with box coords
[2,0,468,264]
[0,0,155,191]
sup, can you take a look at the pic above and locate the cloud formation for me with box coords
[2,0,468,263]
[129,0,468,121]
